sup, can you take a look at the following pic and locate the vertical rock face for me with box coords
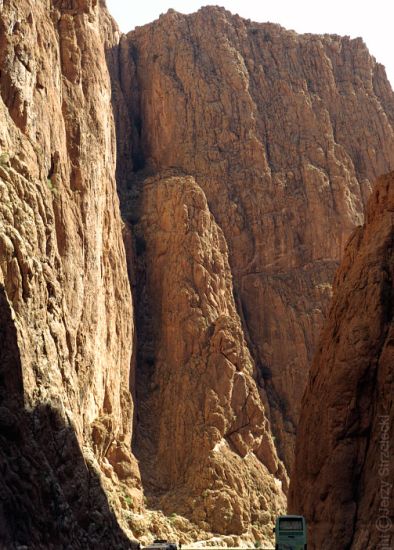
[129,174,286,538]
[1,0,394,544]
[116,7,394,470]
[0,0,139,544]
[289,173,393,550]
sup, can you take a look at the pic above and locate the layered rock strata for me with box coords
[289,173,393,549]
[115,6,394,469]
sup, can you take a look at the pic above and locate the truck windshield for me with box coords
[279,518,303,531]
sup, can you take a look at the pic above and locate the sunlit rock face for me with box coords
[114,5,394,476]
[1,0,394,545]
[289,172,394,550]
[0,0,140,545]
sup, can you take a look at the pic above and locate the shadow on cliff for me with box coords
[0,286,133,549]
[104,42,146,191]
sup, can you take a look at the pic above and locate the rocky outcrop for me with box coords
[1,0,394,545]
[128,174,286,538]
[0,287,132,547]
[289,173,393,549]
[0,0,140,544]
[115,6,394,470]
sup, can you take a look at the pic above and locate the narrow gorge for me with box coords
[290,173,393,549]
[0,0,392,548]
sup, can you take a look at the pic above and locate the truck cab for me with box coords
[273,515,307,550]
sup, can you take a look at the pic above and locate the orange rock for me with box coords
[289,173,394,549]
[129,174,286,536]
[0,0,139,545]
[1,0,393,545]
[114,6,394,471]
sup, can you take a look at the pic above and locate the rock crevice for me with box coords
[289,172,393,550]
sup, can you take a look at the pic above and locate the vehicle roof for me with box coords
[144,544,177,548]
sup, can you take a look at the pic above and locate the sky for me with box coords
[105,0,394,87]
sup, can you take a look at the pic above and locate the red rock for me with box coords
[0,0,139,544]
[128,174,286,537]
[114,6,394,471]
[1,0,393,545]
[289,172,394,549]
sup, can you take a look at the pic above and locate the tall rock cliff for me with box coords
[0,0,139,546]
[289,172,393,549]
[113,6,394,474]
[1,0,394,545]
[128,173,286,538]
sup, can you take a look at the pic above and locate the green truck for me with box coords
[273,515,307,550]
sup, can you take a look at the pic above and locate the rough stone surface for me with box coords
[115,6,394,469]
[0,0,139,545]
[128,174,286,538]
[289,173,394,549]
[1,0,394,545]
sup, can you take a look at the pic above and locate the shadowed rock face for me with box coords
[0,285,134,549]
[0,0,140,542]
[289,173,393,550]
[113,6,394,471]
[1,0,394,544]
[129,174,286,537]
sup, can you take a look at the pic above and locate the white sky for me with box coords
[105,0,394,87]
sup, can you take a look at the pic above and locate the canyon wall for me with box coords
[0,0,139,545]
[1,0,393,545]
[289,172,393,550]
[128,173,286,539]
[114,6,394,476]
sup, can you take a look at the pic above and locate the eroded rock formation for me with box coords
[289,173,393,549]
[129,174,286,538]
[114,6,394,471]
[1,0,394,545]
[0,0,139,545]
